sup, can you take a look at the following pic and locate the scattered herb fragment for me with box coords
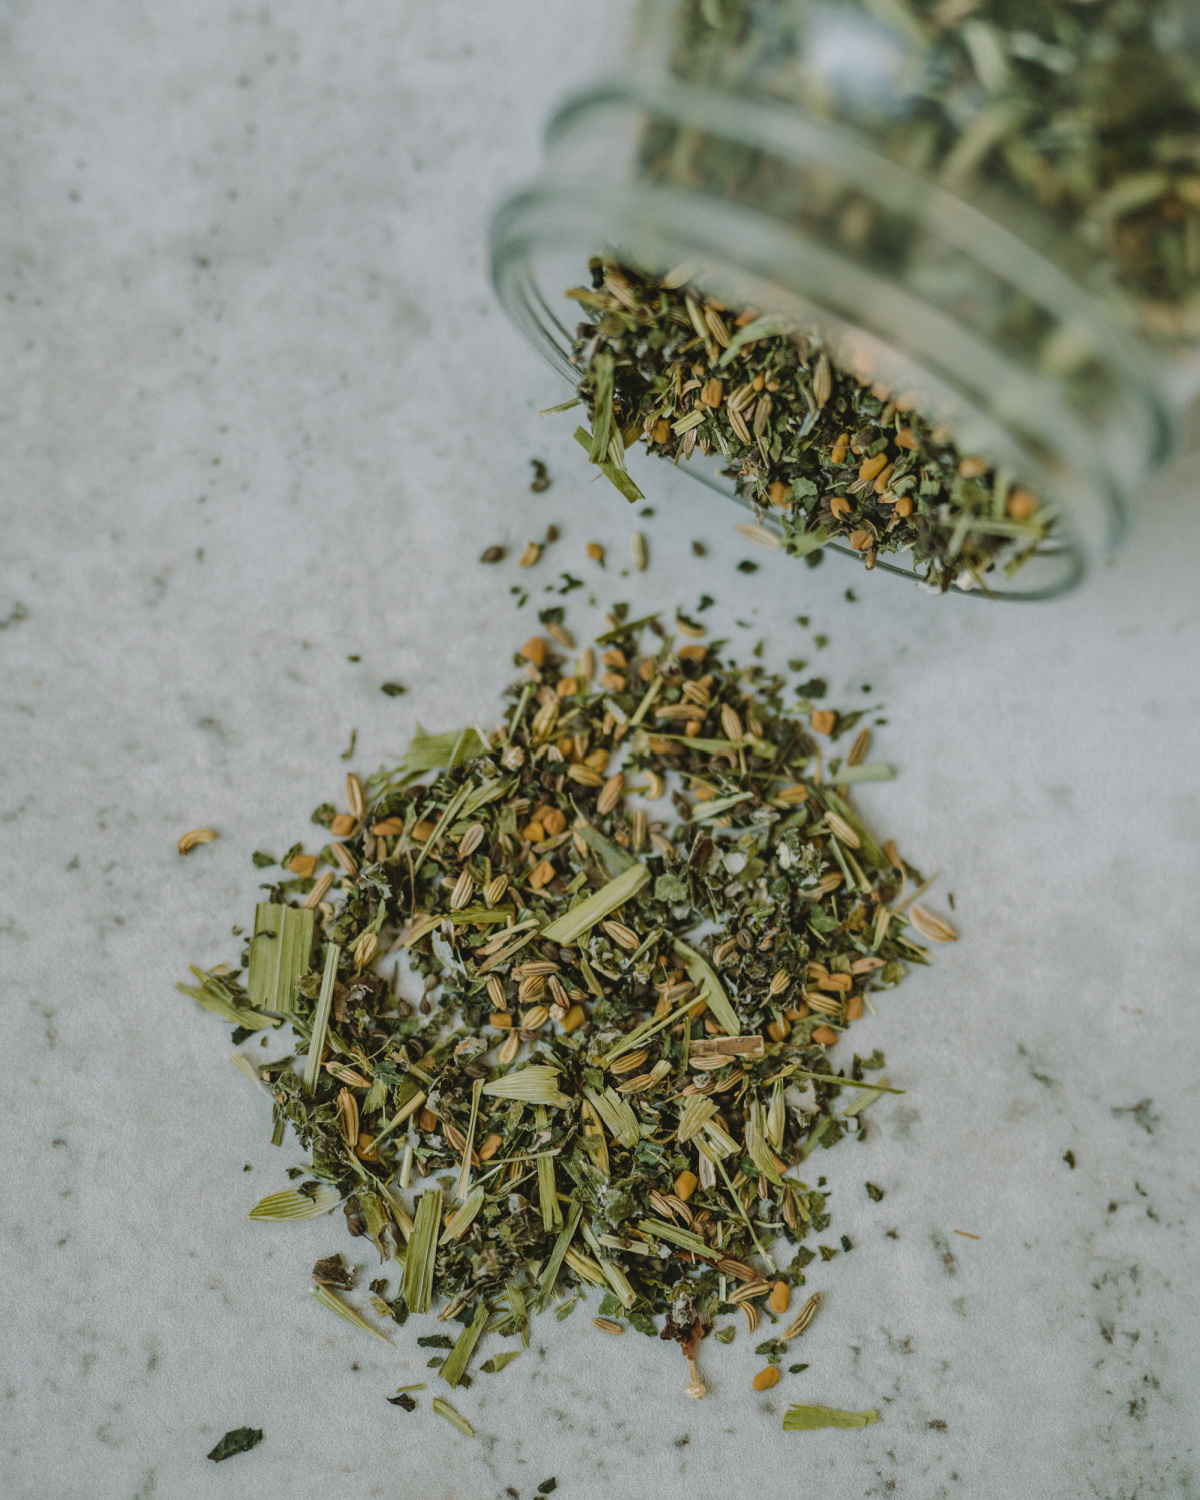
[432,1397,473,1437]
[206,1427,263,1462]
[783,1405,879,1431]
[381,683,407,698]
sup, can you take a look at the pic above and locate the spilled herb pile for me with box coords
[180,612,955,1410]
[566,259,1049,593]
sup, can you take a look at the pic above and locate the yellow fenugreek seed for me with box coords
[752,1366,781,1391]
[769,1281,790,1316]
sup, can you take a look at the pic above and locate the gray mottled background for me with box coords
[1,3,1198,1498]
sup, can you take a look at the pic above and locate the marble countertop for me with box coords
[2,3,1198,1497]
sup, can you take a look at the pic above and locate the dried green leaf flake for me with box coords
[206,1427,263,1462]
[783,1405,880,1430]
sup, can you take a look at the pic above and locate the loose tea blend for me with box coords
[653,0,1200,339]
[181,613,955,1401]
[566,260,1049,593]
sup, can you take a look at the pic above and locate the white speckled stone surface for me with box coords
[2,4,1199,1498]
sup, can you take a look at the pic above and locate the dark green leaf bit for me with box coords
[207,1428,264,1462]
[182,615,941,1397]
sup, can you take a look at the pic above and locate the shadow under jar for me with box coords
[491,0,1200,599]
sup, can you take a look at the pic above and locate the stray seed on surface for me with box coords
[330,813,357,837]
[478,1133,503,1161]
[332,843,358,877]
[586,542,605,563]
[847,728,870,766]
[345,774,365,821]
[753,1366,781,1391]
[812,1025,839,1045]
[769,970,790,996]
[484,873,509,907]
[781,1292,821,1342]
[593,1317,624,1335]
[288,854,318,877]
[769,1281,790,1315]
[631,532,648,572]
[810,710,836,735]
[519,542,542,568]
[486,974,507,1011]
[480,544,505,563]
[909,904,958,942]
[178,828,216,855]
[497,1031,520,1065]
[546,623,575,651]
[304,871,334,909]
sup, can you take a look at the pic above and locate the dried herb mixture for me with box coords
[567,259,1049,593]
[180,611,955,1406]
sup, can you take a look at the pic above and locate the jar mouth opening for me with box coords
[492,83,1175,599]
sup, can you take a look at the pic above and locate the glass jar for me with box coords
[491,0,1200,598]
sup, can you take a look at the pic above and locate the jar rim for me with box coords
[492,80,1176,599]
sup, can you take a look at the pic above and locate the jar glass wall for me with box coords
[491,0,1200,599]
